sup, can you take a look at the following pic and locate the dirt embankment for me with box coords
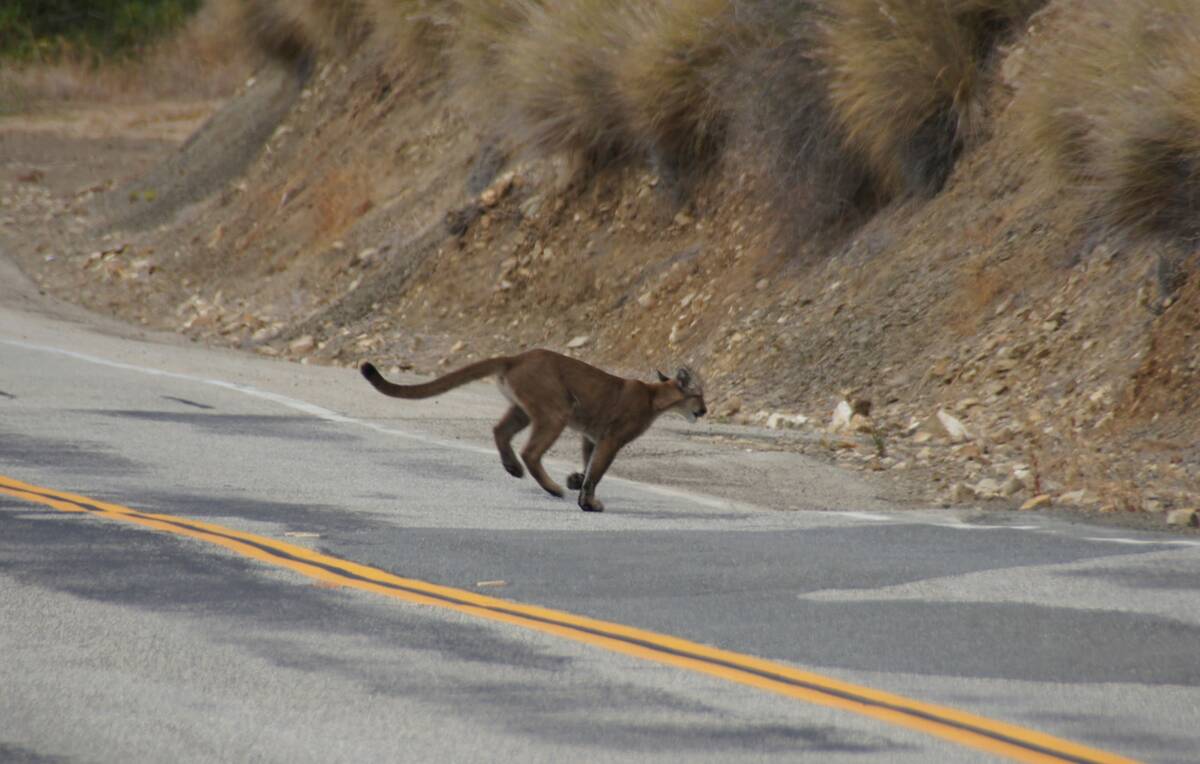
[1,0,1196,528]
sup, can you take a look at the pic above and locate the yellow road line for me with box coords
[0,474,1139,764]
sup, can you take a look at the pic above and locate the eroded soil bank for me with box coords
[1,26,1196,530]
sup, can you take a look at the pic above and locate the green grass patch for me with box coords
[0,0,202,61]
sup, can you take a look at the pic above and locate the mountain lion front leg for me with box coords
[493,405,530,478]
[566,437,595,491]
[576,437,623,513]
[521,415,567,498]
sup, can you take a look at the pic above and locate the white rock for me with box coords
[950,483,977,502]
[519,194,544,219]
[1020,494,1052,511]
[1056,490,1092,507]
[719,398,742,417]
[289,335,315,353]
[973,478,1003,498]
[1142,498,1166,514]
[936,409,973,443]
[828,400,854,433]
[991,424,1017,444]
[850,414,874,433]
[767,413,809,430]
[1013,466,1035,490]
[480,171,516,208]
[1166,509,1198,527]
[566,335,590,349]
[1001,476,1025,496]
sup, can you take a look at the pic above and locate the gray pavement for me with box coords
[2,273,1199,762]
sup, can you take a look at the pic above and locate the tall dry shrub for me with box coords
[239,0,317,64]
[365,0,455,60]
[497,0,634,169]
[452,0,533,73]
[311,0,373,52]
[727,1,879,232]
[449,0,538,147]
[239,0,372,64]
[822,0,1042,197]
[1021,0,1200,243]
[613,0,738,191]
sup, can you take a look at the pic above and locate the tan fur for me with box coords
[360,350,706,512]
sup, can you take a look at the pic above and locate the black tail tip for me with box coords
[360,362,378,380]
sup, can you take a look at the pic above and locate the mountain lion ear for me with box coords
[675,368,691,386]
[656,369,670,383]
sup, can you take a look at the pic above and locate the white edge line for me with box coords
[1082,537,1200,548]
[933,523,1043,531]
[834,511,893,522]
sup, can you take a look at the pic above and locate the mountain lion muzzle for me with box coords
[360,349,706,512]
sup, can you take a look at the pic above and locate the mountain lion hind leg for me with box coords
[493,405,530,478]
[520,415,568,498]
[566,437,595,491]
[575,436,625,513]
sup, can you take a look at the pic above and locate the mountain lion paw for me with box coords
[566,472,584,490]
[578,495,605,513]
[502,459,525,479]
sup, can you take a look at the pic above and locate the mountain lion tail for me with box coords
[360,357,511,399]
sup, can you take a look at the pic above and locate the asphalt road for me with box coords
[2,270,1199,763]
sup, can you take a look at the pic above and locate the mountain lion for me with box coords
[360,350,706,512]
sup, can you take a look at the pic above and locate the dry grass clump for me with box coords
[452,0,533,73]
[727,1,879,231]
[449,0,537,124]
[613,0,738,190]
[307,0,373,53]
[365,0,455,59]
[239,0,371,63]
[238,0,318,63]
[822,0,1043,197]
[454,0,744,185]
[1021,0,1200,243]
[496,0,633,170]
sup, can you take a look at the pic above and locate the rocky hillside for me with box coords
[5,0,1198,526]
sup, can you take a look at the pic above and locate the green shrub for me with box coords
[0,0,202,60]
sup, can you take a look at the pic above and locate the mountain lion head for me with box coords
[657,367,707,422]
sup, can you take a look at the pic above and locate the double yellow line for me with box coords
[0,474,1137,764]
